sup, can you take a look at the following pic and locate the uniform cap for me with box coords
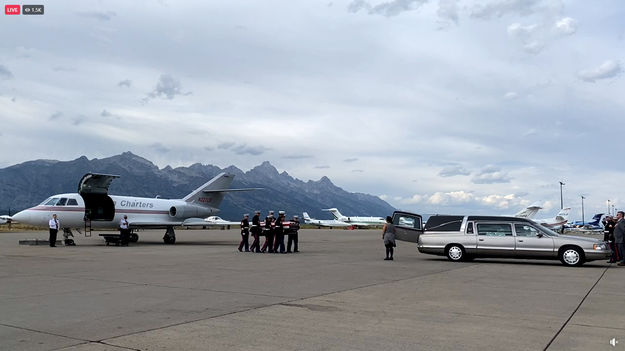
[244,213,249,217]
[269,210,274,214]
[255,210,261,214]
[293,215,299,219]
[279,210,285,215]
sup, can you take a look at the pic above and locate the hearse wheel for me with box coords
[129,233,139,243]
[446,244,465,262]
[559,247,584,266]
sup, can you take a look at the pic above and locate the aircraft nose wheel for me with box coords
[129,233,139,243]
[163,235,176,244]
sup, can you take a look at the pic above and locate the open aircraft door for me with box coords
[78,173,119,221]
[392,210,423,243]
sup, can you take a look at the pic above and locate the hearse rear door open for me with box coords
[391,211,423,243]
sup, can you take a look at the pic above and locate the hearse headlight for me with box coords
[593,243,606,250]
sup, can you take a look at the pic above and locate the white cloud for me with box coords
[472,166,512,184]
[578,60,622,82]
[471,0,542,19]
[523,40,544,54]
[507,23,538,38]
[438,165,470,177]
[437,0,459,25]
[503,91,518,99]
[554,17,577,35]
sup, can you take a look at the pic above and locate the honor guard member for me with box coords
[48,214,60,247]
[119,215,130,246]
[273,211,286,253]
[287,215,300,253]
[261,211,275,253]
[250,210,262,253]
[238,214,250,252]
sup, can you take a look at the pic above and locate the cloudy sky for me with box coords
[1,0,624,219]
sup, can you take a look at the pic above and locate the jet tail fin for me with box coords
[303,212,311,220]
[323,208,344,220]
[554,207,570,221]
[183,173,235,208]
[515,204,542,219]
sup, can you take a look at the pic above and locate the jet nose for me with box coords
[11,210,30,224]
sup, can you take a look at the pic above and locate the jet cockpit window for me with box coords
[57,198,68,206]
[44,198,60,206]
[67,199,79,206]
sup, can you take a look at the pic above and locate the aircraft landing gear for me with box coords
[163,226,176,244]
[129,232,139,243]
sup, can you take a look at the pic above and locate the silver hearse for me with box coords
[391,211,610,266]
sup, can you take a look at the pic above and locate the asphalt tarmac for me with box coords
[0,228,623,351]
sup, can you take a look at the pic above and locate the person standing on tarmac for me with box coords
[238,214,250,252]
[382,216,396,261]
[614,211,625,266]
[249,210,262,253]
[273,211,286,253]
[119,215,130,246]
[604,216,618,263]
[48,214,60,247]
[286,215,300,253]
[261,210,275,253]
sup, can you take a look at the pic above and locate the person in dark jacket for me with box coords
[261,211,275,253]
[273,211,286,253]
[238,214,250,252]
[614,211,625,266]
[250,210,262,253]
[382,216,396,260]
[287,215,300,253]
[604,216,618,263]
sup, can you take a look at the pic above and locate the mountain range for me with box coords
[0,152,395,220]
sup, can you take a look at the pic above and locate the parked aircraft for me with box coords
[204,216,240,229]
[323,208,386,227]
[533,207,570,229]
[514,204,543,219]
[9,172,252,244]
[302,212,352,228]
[565,213,604,230]
[0,215,10,225]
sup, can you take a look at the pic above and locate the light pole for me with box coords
[612,205,615,216]
[608,200,611,216]
[559,181,565,209]
[581,195,585,225]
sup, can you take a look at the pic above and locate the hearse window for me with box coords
[466,222,474,234]
[57,198,67,206]
[44,198,60,206]
[67,199,79,206]
[477,223,512,237]
[514,224,539,237]
[394,215,421,230]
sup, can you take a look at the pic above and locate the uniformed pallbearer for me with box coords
[238,214,250,252]
[250,210,262,253]
[287,215,300,253]
[261,210,275,253]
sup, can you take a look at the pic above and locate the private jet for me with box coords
[9,172,253,244]
[323,208,386,227]
[302,212,352,228]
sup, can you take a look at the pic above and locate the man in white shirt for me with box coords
[48,214,59,247]
[119,215,130,246]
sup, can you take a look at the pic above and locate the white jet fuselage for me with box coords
[12,193,216,229]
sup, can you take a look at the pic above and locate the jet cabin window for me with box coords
[57,198,67,206]
[477,223,513,237]
[44,198,60,206]
[67,199,78,206]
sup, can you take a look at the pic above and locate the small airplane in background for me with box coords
[204,216,240,229]
[565,213,604,230]
[7,172,256,244]
[533,207,570,229]
[302,212,352,228]
[323,208,386,227]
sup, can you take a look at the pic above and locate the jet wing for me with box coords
[78,173,120,195]
[0,215,11,224]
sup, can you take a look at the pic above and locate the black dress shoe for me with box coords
[384,257,389,260]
